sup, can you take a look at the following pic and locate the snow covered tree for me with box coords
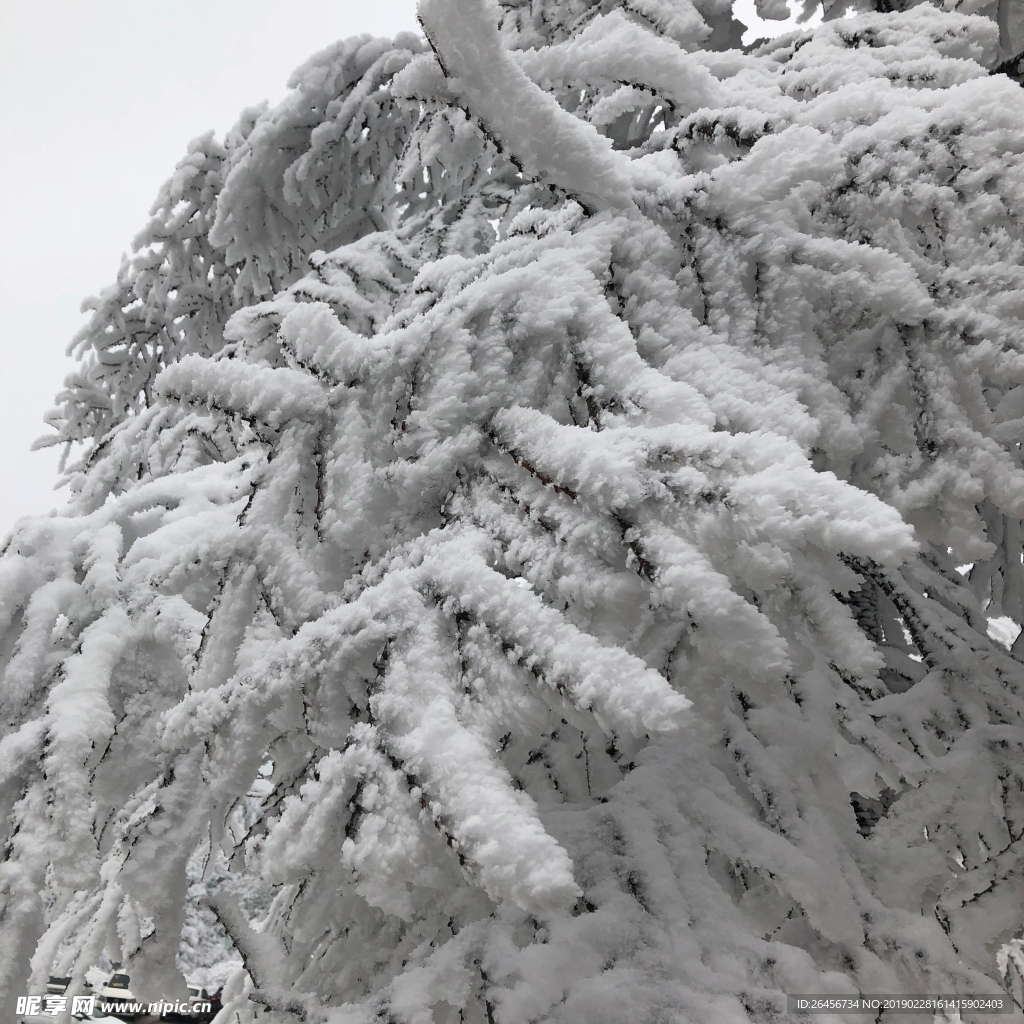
[4,0,1024,1020]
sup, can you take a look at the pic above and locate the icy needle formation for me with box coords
[3,1,1024,1020]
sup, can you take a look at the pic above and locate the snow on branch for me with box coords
[417,0,637,211]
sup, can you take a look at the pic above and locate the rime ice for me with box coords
[4,1,1024,1022]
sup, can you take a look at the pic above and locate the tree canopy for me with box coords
[3,1,1024,1021]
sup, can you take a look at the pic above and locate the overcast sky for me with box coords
[0,1,807,539]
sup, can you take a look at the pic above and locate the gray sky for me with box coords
[0,1,804,539]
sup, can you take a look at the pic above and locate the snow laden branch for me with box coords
[415,0,637,211]
[4,1,1024,1022]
